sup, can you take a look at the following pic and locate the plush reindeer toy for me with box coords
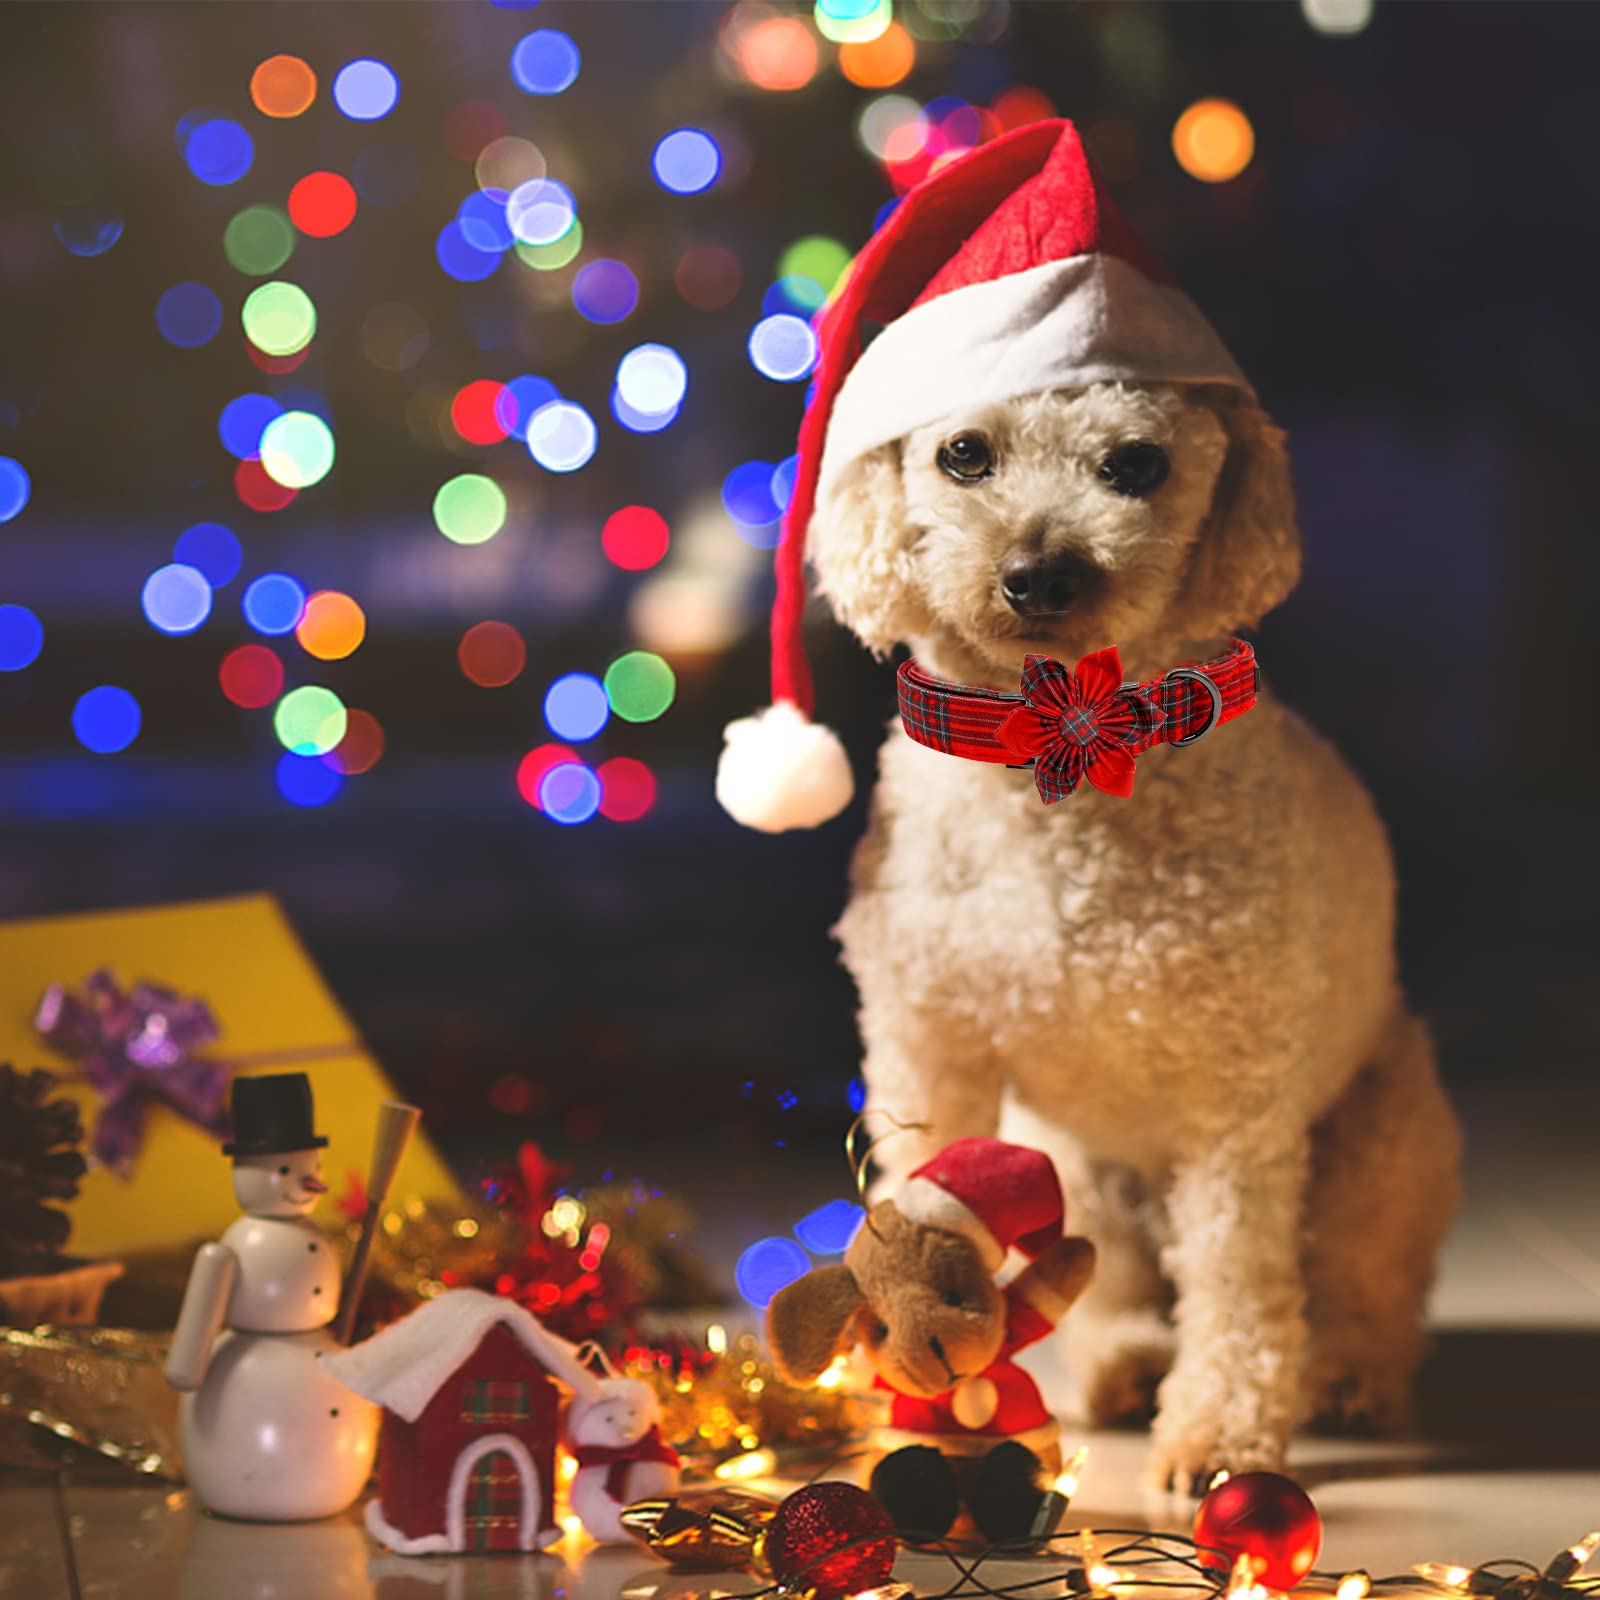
[768,1139,1095,1542]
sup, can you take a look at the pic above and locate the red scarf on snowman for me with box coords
[573,1425,681,1504]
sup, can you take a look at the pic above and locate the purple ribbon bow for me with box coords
[34,969,232,1177]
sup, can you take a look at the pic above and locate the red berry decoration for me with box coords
[1194,1472,1322,1591]
[764,1482,897,1600]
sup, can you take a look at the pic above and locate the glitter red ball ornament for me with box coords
[763,1482,897,1599]
[1193,1472,1322,1591]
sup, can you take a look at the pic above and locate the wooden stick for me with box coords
[335,1101,421,1345]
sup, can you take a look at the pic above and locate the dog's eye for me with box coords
[1098,441,1170,497]
[937,431,995,483]
[871,1320,889,1342]
[941,1289,963,1309]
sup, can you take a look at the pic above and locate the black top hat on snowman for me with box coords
[222,1072,329,1158]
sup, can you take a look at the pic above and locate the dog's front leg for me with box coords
[1146,1114,1309,1494]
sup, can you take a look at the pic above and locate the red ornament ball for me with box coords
[764,1482,897,1600]
[1193,1472,1322,1592]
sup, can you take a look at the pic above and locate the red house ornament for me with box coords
[325,1287,596,1554]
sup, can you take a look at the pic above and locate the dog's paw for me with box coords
[1082,1340,1172,1428]
[1142,1405,1287,1497]
[1304,1353,1415,1437]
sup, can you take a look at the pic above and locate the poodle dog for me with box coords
[807,379,1463,1492]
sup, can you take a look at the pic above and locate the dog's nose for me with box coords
[999,547,1091,615]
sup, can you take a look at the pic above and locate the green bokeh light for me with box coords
[515,219,584,272]
[778,235,852,294]
[433,474,507,545]
[259,411,335,489]
[815,0,892,44]
[274,685,347,756]
[603,651,676,723]
[224,206,295,276]
[242,281,317,356]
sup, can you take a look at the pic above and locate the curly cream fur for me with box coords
[809,382,1463,1490]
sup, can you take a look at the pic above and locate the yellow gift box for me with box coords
[0,893,461,1256]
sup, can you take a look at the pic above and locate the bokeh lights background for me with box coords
[1,1,1596,1181]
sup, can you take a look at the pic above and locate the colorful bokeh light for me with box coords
[526,401,596,473]
[224,205,295,275]
[333,59,399,121]
[276,750,344,807]
[274,684,347,756]
[723,460,783,539]
[476,136,545,196]
[436,220,502,283]
[616,344,687,416]
[763,274,826,317]
[675,243,741,310]
[539,762,601,825]
[514,223,583,271]
[597,757,656,822]
[54,214,122,257]
[184,118,254,185]
[495,375,560,440]
[295,590,365,660]
[507,178,576,246]
[604,651,675,723]
[839,19,914,87]
[572,259,639,324]
[735,1236,810,1309]
[250,55,317,119]
[778,235,851,294]
[142,563,213,635]
[73,686,141,754]
[288,172,358,237]
[749,314,818,381]
[174,522,242,586]
[234,458,298,512]
[242,281,317,356]
[510,30,581,95]
[242,572,307,635]
[516,742,578,809]
[0,457,30,522]
[457,191,514,253]
[458,620,526,687]
[218,644,284,708]
[795,1200,865,1255]
[452,380,509,445]
[737,17,818,92]
[433,474,507,544]
[218,394,283,460]
[259,411,335,489]
[653,129,721,194]
[1172,98,1255,183]
[325,708,385,775]
[157,283,223,348]
[543,672,609,741]
[0,604,44,671]
[601,505,670,571]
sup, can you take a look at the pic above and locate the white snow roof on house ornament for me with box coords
[324,1287,596,1423]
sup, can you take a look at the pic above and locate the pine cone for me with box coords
[0,1064,89,1278]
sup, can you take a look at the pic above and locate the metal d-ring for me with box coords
[1164,667,1223,747]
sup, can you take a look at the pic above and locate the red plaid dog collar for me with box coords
[897,637,1260,804]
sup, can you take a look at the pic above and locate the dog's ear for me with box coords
[766,1264,866,1384]
[1177,392,1301,636]
[807,442,925,658]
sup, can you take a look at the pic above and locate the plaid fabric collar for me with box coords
[897,637,1260,805]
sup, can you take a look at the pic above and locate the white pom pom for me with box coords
[716,702,854,832]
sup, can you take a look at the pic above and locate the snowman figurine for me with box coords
[165,1073,378,1521]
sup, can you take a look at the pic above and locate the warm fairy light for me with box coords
[250,55,317,119]
[1054,1444,1090,1498]
[545,1197,585,1236]
[1414,1565,1473,1590]
[1337,1573,1371,1600]
[706,1324,728,1355]
[815,1356,849,1390]
[1569,1534,1600,1567]
[839,20,914,88]
[1172,99,1255,184]
[738,16,818,91]
[714,1447,777,1481]
[563,1512,588,1544]
[1088,1564,1122,1594]
[1209,1468,1232,1489]
[1545,1535,1600,1584]
[1226,1553,1271,1600]
[559,1453,578,1485]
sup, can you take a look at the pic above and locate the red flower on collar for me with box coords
[995,647,1146,803]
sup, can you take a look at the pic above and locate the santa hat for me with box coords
[894,1138,1064,1272]
[716,118,1251,832]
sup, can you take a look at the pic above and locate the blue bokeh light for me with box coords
[436,220,502,283]
[273,387,332,426]
[543,672,609,741]
[723,460,782,529]
[615,344,687,416]
[0,457,29,522]
[610,388,679,434]
[174,522,242,587]
[847,1076,867,1113]
[218,394,284,460]
[735,1237,811,1310]
[506,178,576,246]
[873,196,903,233]
[748,314,818,382]
[142,563,213,635]
[652,129,721,194]
[72,686,141,754]
[539,761,602,825]
[353,143,421,208]
[333,59,399,121]
[571,259,639,325]
[795,1200,866,1256]
[242,572,307,636]
[0,604,44,671]
[526,400,597,472]
[157,283,223,348]
[762,274,826,318]
[183,118,254,186]
[771,454,800,511]
[276,750,345,807]
[495,375,560,440]
[458,191,514,254]
[510,30,581,94]
[53,214,123,257]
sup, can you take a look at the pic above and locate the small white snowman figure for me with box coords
[565,1368,681,1544]
[165,1073,378,1521]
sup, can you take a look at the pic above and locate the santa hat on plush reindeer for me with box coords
[894,1138,1065,1273]
[715,118,1251,832]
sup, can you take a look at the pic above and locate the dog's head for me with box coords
[807,382,1299,682]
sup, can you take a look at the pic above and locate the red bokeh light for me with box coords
[288,172,358,238]
[218,645,284,709]
[458,620,526,687]
[991,86,1056,133]
[246,343,310,375]
[597,758,656,822]
[601,505,670,571]
[234,458,298,512]
[443,100,505,162]
[674,244,742,311]
[325,709,385,776]
[451,380,509,446]
[516,743,577,809]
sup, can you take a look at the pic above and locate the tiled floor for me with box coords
[3,1085,1597,1599]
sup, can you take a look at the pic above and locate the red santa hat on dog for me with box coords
[895,1138,1065,1273]
[716,118,1251,832]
